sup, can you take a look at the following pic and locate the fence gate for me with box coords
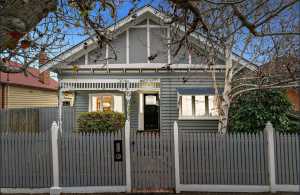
[130,132,174,192]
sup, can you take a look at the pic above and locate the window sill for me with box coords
[178,116,219,121]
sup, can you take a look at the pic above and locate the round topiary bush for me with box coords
[78,111,125,133]
[228,89,296,133]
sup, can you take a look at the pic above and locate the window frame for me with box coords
[89,93,124,113]
[178,93,219,120]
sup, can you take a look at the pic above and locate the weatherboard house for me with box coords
[41,5,255,133]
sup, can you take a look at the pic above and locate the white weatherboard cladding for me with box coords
[129,28,147,63]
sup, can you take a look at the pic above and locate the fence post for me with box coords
[265,121,276,193]
[50,121,61,195]
[125,119,131,192]
[58,89,63,131]
[173,121,180,193]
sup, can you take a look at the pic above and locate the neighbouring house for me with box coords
[40,5,256,132]
[287,87,300,112]
[261,56,300,113]
[0,61,58,109]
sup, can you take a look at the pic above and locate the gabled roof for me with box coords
[0,62,58,91]
[40,5,257,72]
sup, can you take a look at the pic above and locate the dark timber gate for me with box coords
[130,131,174,192]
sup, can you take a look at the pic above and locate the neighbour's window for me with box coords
[90,94,123,113]
[179,95,219,119]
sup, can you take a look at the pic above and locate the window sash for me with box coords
[195,95,206,116]
[181,95,193,116]
[208,95,218,116]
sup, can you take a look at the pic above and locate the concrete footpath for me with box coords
[1,192,299,195]
[60,192,299,195]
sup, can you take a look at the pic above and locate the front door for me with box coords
[143,94,159,130]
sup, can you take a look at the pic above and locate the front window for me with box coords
[90,94,123,113]
[179,95,219,119]
[195,95,206,116]
[102,96,112,111]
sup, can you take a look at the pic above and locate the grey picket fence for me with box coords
[58,130,126,187]
[130,132,174,190]
[0,107,75,133]
[0,132,52,188]
[274,132,300,185]
[0,127,299,189]
[179,131,269,185]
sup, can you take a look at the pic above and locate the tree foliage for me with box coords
[228,89,297,133]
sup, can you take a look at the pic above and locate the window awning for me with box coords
[177,87,223,95]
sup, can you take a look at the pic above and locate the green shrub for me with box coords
[228,89,296,133]
[78,111,125,133]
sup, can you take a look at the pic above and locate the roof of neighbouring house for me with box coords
[260,55,300,75]
[0,61,58,91]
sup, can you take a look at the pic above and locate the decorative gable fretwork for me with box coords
[60,79,160,91]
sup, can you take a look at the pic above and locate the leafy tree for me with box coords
[228,89,297,133]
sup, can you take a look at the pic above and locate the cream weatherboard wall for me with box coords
[6,85,58,108]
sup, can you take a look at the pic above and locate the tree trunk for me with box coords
[218,45,233,134]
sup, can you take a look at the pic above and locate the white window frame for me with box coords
[89,93,124,113]
[178,94,219,120]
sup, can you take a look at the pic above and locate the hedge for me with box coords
[78,111,125,133]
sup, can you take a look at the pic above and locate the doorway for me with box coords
[143,94,159,131]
